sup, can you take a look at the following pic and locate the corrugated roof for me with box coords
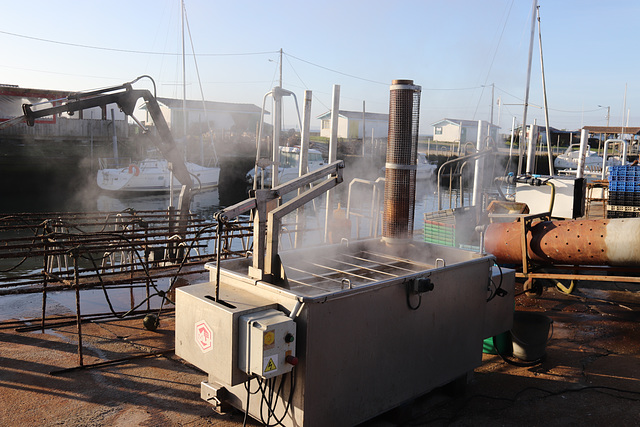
[154,97,264,114]
[431,118,499,128]
[582,126,640,135]
[316,110,388,121]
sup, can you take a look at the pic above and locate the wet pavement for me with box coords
[1,279,639,426]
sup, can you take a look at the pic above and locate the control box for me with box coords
[239,309,297,378]
[175,281,276,386]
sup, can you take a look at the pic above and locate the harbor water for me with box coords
[0,169,470,319]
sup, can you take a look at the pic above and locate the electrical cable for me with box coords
[486,261,504,302]
[406,284,422,310]
[256,369,296,427]
[243,376,260,427]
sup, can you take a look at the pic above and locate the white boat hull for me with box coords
[97,159,220,193]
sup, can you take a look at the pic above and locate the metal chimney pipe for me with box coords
[383,79,421,243]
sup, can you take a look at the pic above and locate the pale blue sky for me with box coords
[1,0,637,135]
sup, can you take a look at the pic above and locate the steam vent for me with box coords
[383,79,422,242]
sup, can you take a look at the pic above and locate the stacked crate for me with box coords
[423,206,479,249]
[423,211,456,246]
[607,165,640,218]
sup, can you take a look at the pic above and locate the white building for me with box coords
[317,110,388,139]
[147,97,264,136]
[432,118,500,144]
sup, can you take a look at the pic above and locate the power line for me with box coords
[284,51,483,92]
[0,29,278,57]
[284,51,387,86]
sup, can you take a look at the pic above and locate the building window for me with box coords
[322,120,330,129]
[435,126,442,135]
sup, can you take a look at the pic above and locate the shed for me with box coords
[317,110,388,139]
[432,118,500,144]
[149,97,264,136]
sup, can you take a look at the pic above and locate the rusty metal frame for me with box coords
[514,211,640,289]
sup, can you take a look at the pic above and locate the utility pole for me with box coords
[490,83,494,125]
[279,48,283,88]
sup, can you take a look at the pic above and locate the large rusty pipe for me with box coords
[383,79,421,243]
[484,218,640,266]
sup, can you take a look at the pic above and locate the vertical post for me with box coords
[519,0,538,175]
[526,121,537,174]
[371,129,375,157]
[362,101,366,157]
[472,120,486,207]
[509,116,516,161]
[271,49,284,188]
[537,5,554,176]
[111,109,118,166]
[272,91,282,187]
[577,128,589,179]
[41,242,48,333]
[324,85,340,243]
[295,90,312,248]
[89,111,94,173]
[490,83,495,125]
[73,253,83,367]
[200,134,204,164]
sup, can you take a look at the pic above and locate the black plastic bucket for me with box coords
[511,311,553,361]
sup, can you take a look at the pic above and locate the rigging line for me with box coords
[0,29,278,57]
[495,85,597,113]
[494,85,526,101]
[183,0,219,165]
[472,0,515,120]
[548,107,604,114]
[284,54,330,112]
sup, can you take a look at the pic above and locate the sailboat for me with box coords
[97,157,219,193]
[96,0,220,193]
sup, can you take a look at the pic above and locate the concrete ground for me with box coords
[1,279,639,426]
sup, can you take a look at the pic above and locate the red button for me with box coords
[285,355,299,366]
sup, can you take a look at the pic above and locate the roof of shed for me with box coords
[316,110,388,121]
[431,118,499,128]
[154,97,264,114]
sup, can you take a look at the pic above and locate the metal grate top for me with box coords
[283,249,433,297]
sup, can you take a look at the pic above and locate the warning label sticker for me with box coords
[264,355,278,373]
[263,330,275,350]
[195,320,213,353]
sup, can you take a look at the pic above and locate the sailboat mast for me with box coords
[181,0,187,138]
[537,5,554,175]
[520,0,537,175]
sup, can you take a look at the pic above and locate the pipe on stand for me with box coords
[485,217,640,266]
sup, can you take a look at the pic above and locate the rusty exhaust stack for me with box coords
[383,79,422,243]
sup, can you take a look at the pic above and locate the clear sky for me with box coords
[1,0,637,135]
